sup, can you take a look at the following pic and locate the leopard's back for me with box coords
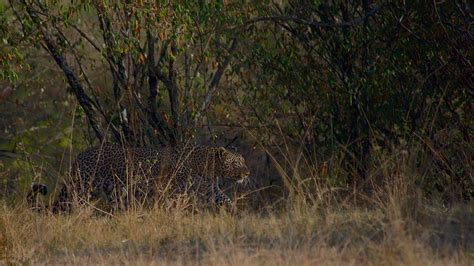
[67,144,163,207]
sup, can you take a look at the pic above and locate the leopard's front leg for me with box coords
[212,182,232,206]
[178,174,232,207]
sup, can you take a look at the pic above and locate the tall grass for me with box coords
[1,139,473,265]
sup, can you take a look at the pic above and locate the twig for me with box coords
[195,38,238,126]
[246,3,383,28]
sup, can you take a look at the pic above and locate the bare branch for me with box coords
[147,33,158,117]
[94,1,127,96]
[144,33,176,145]
[152,40,180,129]
[247,3,383,28]
[20,1,103,140]
[195,38,238,126]
[167,41,180,132]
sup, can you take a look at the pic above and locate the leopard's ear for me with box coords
[216,147,227,159]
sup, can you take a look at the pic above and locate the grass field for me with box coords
[1,144,473,265]
[1,137,473,265]
[1,181,473,265]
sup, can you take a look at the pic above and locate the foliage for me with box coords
[228,0,472,199]
[0,0,472,202]
[4,0,253,146]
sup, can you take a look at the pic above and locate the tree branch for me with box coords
[21,2,103,141]
[144,33,177,145]
[247,3,383,28]
[195,38,238,125]
[94,1,127,98]
[167,41,180,133]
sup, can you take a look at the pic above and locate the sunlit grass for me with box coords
[1,139,472,265]
[1,190,472,265]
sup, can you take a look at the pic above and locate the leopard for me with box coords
[27,143,250,213]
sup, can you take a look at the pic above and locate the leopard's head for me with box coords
[216,147,250,184]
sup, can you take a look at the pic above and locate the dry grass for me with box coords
[1,141,473,265]
[1,190,473,265]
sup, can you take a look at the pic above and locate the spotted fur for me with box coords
[27,144,250,212]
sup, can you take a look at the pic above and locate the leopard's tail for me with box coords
[26,183,49,211]
[27,183,71,213]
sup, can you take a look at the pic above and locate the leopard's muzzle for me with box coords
[236,169,250,185]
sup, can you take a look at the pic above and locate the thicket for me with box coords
[0,1,472,204]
